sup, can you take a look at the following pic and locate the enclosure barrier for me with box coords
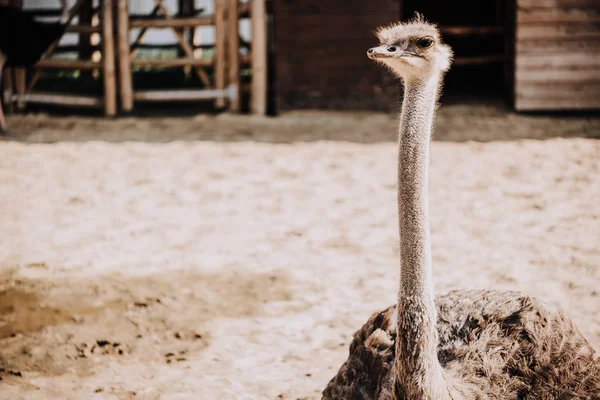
[1,0,268,118]
[116,0,267,114]
[3,0,118,116]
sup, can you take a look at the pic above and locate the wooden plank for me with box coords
[117,0,133,112]
[10,93,102,107]
[102,0,117,116]
[517,52,600,68]
[515,1,600,111]
[518,0,600,9]
[131,58,213,67]
[516,67,600,82]
[250,0,267,115]
[130,16,213,28]
[515,82,600,110]
[228,0,240,111]
[516,97,600,110]
[518,8,600,23]
[516,38,600,53]
[214,0,226,108]
[133,89,227,101]
[517,23,600,40]
[516,81,600,91]
[36,59,101,70]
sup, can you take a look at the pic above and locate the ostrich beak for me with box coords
[367,45,397,59]
[367,45,421,60]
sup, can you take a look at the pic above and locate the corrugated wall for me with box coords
[273,0,401,111]
[515,0,600,111]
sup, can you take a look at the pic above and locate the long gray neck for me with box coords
[398,76,438,298]
[394,75,448,399]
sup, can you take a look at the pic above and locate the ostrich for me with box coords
[0,0,70,132]
[323,15,600,400]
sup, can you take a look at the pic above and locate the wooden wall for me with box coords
[0,0,21,6]
[515,0,600,111]
[272,0,401,111]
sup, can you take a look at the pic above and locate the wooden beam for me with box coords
[250,0,267,115]
[130,16,213,28]
[228,0,240,111]
[517,9,600,24]
[517,23,600,40]
[36,59,101,69]
[10,93,103,107]
[152,0,211,87]
[102,0,117,116]
[517,0,599,9]
[133,89,228,101]
[117,0,133,112]
[131,57,213,67]
[214,0,226,108]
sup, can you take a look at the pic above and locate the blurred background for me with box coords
[0,1,598,399]
[2,0,599,120]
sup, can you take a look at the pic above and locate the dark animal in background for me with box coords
[0,0,69,132]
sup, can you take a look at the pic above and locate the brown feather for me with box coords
[323,290,600,399]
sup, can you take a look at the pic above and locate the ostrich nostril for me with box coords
[387,46,396,52]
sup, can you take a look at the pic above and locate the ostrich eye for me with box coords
[416,37,434,49]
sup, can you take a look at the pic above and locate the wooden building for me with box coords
[1,0,599,116]
[271,0,600,112]
[514,0,600,111]
[272,0,401,110]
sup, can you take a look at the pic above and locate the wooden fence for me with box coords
[1,0,268,116]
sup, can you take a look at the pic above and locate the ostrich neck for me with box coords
[394,75,448,399]
[398,76,438,298]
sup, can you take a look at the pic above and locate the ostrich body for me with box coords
[0,1,69,132]
[323,16,600,400]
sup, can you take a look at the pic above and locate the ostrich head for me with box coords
[367,14,453,80]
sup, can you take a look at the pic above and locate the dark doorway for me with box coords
[402,0,513,105]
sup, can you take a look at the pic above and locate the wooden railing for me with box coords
[3,0,117,116]
[1,0,268,117]
[116,0,267,114]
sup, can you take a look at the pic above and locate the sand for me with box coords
[0,106,599,399]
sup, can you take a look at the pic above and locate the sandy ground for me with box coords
[0,106,599,399]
